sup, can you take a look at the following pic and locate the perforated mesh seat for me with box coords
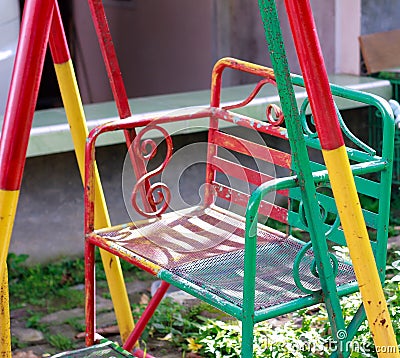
[91,205,356,310]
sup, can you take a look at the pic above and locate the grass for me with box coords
[7,251,148,352]
[7,250,143,311]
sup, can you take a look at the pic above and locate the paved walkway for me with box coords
[11,279,183,358]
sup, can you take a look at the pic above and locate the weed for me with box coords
[11,336,27,350]
[64,317,86,332]
[48,333,74,351]
[25,311,48,333]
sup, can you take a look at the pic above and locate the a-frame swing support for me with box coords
[0,0,141,356]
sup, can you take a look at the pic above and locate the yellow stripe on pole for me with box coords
[323,145,398,356]
[1,266,11,358]
[0,189,19,358]
[0,189,19,280]
[53,60,134,342]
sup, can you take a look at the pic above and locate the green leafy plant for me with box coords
[64,317,86,333]
[48,333,74,351]
[132,297,206,351]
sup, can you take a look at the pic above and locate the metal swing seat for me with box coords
[84,57,395,357]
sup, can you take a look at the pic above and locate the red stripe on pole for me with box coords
[49,1,70,65]
[87,0,131,119]
[284,0,344,150]
[0,0,54,190]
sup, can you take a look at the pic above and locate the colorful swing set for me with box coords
[0,0,399,357]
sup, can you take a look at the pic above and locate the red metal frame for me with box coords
[87,0,131,119]
[49,1,70,65]
[0,0,54,191]
[124,281,171,352]
[84,59,295,352]
[87,0,154,214]
[130,125,173,218]
[205,58,279,206]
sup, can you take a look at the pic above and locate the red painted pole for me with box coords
[283,0,343,151]
[0,1,54,355]
[123,281,170,352]
[87,0,131,119]
[0,0,54,278]
[0,0,54,191]
[49,1,70,66]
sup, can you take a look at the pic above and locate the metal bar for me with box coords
[49,1,135,343]
[0,0,53,268]
[123,281,170,352]
[213,131,292,168]
[212,183,288,222]
[158,270,243,320]
[84,240,96,346]
[210,157,278,187]
[131,348,156,358]
[86,0,130,118]
[86,234,161,276]
[0,266,11,357]
[284,0,399,355]
[0,1,54,356]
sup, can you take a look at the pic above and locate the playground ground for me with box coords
[8,229,400,358]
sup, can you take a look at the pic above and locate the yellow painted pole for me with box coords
[324,147,399,355]
[52,59,134,342]
[1,263,12,358]
[49,3,134,341]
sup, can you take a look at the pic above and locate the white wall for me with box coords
[335,0,361,75]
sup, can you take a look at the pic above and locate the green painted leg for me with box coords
[241,316,254,358]
[330,304,367,358]
[346,304,366,341]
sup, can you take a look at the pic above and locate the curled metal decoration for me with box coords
[300,98,376,155]
[266,103,285,126]
[324,213,341,240]
[333,102,375,155]
[299,98,318,138]
[139,139,158,160]
[298,198,341,241]
[131,125,173,218]
[293,242,339,294]
[222,78,277,111]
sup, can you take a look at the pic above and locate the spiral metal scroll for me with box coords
[266,103,285,126]
[131,125,173,218]
[293,241,339,294]
[298,194,341,242]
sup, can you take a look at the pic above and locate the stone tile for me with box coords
[95,311,117,328]
[388,234,400,249]
[125,280,151,295]
[13,344,57,357]
[12,350,41,358]
[11,328,45,344]
[96,296,114,312]
[47,323,79,341]
[40,308,84,325]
